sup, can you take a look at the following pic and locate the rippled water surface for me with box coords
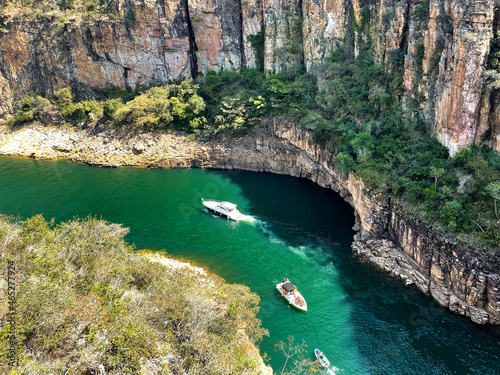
[1,157,499,374]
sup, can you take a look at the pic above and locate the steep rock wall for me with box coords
[0,0,252,104]
[1,0,500,152]
[189,120,499,325]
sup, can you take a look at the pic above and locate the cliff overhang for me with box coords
[1,120,499,326]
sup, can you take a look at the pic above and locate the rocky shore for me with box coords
[0,123,216,167]
[1,121,499,326]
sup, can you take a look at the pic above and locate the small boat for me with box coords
[202,198,243,220]
[276,278,307,311]
[314,349,331,368]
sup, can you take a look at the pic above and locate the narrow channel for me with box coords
[0,157,499,374]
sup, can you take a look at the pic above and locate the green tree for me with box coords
[486,182,500,220]
[113,80,205,131]
[351,132,375,156]
[440,200,462,227]
[53,87,73,108]
[333,152,356,173]
[429,166,446,187]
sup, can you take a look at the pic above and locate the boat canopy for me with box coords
[282,282,296,292]
[219,202,237,210]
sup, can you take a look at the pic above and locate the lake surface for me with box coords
[1,157,499,374]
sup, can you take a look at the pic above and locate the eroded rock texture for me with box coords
[208,120,500,325]
[1,0,500,151]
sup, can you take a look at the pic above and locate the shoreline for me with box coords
[0,123,215,167]
[1,121,499,326]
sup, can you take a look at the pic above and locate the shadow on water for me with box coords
[222,169,500,375]
[1,159,499,374]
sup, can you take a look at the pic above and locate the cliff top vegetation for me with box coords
[0,214,267,374]
[0,0,120,23]
[6,36,500,261]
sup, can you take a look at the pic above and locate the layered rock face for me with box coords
[0,0,500,155]
[1,120,499,325]
[200,120,500,325]
[1,0,500,151]
[0,0,256,108]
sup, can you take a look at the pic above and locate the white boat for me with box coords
[314,348,331,368]
[276,278,307,311]
[202,199,243,220]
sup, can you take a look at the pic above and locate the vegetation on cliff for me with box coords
[9,50,500,254]
[0,0,117,23]
[0,214,267,374]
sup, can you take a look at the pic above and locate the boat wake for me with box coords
[327,367,340,375]
[238,214,257,223]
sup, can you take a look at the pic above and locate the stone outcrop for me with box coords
[1,121,499,325]
[2,0,500,153]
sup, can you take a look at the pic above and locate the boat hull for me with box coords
[314,349,330,368]
[202,199,242,220]
[206,206,230,219]
[276,282,308,311]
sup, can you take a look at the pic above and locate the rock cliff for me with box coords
[1,0,500,153]
[2,121,498,325]
[198,119,500,325]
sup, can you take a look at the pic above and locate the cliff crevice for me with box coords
[183,0,199,78]
[1,0,499,153]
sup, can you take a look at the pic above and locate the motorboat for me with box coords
[276,278,307,311]
[202,199,242,220]
[314,349,330,368]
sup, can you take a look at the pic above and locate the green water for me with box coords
[1,157,499,374]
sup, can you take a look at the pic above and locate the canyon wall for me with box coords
[196,120,500,325]
[1,119,499,325]
[1,0,500,153]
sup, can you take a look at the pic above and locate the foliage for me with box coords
[414,0,430,20]
[485,31,500,90]
[11,94,54,125]
[0,0,114,22]
[247,27,265,72]
[486,181,500,220]
[309,47,500,246]
[193,68,316,137]
[112,80,205,131]
[275,336,317,375]
[382,8,395,24]
[103,98,124,121]
[0,215,267,374]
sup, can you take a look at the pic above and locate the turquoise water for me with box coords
[1,157,499,374]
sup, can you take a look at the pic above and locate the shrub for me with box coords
[0,215,267,374]
[113,80,205,131]
[440,200,462,225]
[12,94,52,125]
[247,27,265,71]
[103,98,124,121]
[414,0,430,20]
[382,9,395,24]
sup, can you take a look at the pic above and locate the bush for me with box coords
[0,215,267,374]
[113,80,205,131]
[382,9,395,24]
[414,0,430,19]
[103,98,124,121]
[12,94,53,125]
